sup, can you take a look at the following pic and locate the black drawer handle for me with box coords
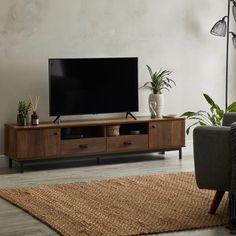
[152,125,156,128]
[53,132,58,135]
[123,141,132,145]
[79,144,88,149]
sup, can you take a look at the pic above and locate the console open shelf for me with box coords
[61,126,105,140]
[4,116,185,173]
[119,123,148,135]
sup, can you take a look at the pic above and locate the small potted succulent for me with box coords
[17,101,31,126]
[141,65,176,118]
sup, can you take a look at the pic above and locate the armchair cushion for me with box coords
[223,112,236,126]
[193,126,231,191]
[228,122,236,231]
[193,113,236,230]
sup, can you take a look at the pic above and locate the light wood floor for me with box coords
[0,151,231,236]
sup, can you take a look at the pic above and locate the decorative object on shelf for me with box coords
[149,101,157,118]
[210,0,236,110]
[106,125,120,136]
[163,114,178,118]
[31,111,39,126]
[181,93,236,134]
[149,94,164,118]
[29,96,40,125]
[141,65,175,118]
[17,101,31,126]
[130,130,141,135]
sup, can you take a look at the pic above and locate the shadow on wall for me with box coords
[0,0,45,38]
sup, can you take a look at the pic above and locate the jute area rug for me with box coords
[0,172,227,236]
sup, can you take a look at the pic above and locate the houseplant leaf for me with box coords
[181,93,236,134]
[227,102,236,112]
[146,65,153,78]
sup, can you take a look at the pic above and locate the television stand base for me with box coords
[53,115,61,124]
[4,116,185,173]
[126,112,136,120]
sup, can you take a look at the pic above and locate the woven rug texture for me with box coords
[0,172,227,236]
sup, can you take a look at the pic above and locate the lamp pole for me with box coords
[210,0,236,110]
[225,0,231,110]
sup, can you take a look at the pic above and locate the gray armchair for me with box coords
[193,112,236,214]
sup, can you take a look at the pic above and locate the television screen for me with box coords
[49,57,138,116]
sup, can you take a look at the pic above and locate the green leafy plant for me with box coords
[181,93,236,134]
[18,101,31,118]
[141,65,176,94]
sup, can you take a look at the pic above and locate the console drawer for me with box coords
[107,135,148,153]
[60,137,106,156]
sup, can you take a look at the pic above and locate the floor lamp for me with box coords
[210,0,236,110]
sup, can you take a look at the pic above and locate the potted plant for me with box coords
[181,93,236,134]
[141,65,176,118]
[17,101,31,126]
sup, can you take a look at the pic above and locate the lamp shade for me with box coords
[210,17,227,37]
[233,1,236,22]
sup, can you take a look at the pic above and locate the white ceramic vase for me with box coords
[148,93,164,118]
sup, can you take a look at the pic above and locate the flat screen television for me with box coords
[49,57,139,117]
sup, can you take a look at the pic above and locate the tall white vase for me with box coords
[148,93,164,118]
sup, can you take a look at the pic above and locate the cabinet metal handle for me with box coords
[152,125,156,128]
[79,144,88,149]
[53,132,58,135]
[123,141,132,145]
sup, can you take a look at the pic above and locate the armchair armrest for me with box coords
[223,112,236,126]
[193,126,231,191]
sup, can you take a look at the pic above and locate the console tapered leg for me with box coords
[179,148,182,159]
[9,158,12,168]
[209,191,225,214]
[20,162,24,173]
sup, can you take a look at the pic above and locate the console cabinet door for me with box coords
[149,120,185,149]
[43,128,60,156]
[16,128,60,159]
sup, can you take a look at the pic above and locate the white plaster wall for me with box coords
[0,0,235,154]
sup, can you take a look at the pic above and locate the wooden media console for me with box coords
[4,116,185,173]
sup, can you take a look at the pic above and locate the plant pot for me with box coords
[148,93,164,118]
[17,114,28,126]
